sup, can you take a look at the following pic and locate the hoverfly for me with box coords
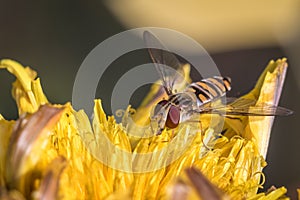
[143,31,293,135]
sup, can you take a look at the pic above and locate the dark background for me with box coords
[0,1,299,198]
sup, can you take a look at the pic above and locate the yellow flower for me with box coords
[0,58,293,199]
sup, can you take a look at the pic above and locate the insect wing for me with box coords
[199,98,293,116]
[225,104,293,116]
[143,31,186,95]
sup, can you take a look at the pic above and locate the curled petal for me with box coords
[34,156,67,200]
[5,105,64,194]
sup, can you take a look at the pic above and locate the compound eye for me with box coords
[153,100,168,116]
[166,105,180,129]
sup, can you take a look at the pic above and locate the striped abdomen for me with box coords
[185,76,231,106]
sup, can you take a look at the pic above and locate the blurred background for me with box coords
[0,0,299,198]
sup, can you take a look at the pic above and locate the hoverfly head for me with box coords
[151,100,169,135]
[165,104,181,129]
[151,100,181,135]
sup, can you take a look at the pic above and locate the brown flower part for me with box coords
[5,105,65,197]
[34,156,67,200]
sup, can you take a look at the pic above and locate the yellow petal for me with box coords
[0,59,49,115]
[244,59,288,158]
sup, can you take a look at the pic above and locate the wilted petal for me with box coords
[5,105,64,195]
[34,156,67,200]
[185,167,226,200]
